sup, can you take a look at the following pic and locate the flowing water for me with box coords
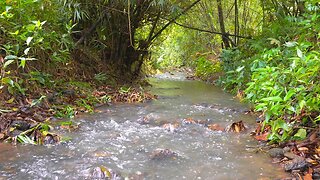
[0,73,288,179]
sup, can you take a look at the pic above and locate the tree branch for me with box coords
[150,0,201,43]
[173,21,252,39]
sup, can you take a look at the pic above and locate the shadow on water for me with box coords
[0,75,288,179]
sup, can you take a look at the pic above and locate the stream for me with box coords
[0,72,288,179]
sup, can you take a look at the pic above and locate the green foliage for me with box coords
[55,105,76,118]
[0,0,74,96]
[218,3,320,142]
[193,56,222,81]
[216,49,253,93]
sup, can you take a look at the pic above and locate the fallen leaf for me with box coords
[0,133,5,139]
[309,131,317,141]
[303,173,312,180]
[235,124,240,133]
[306,158,318,165]
[298,147,309,152]
[254,132,269,141]
[226,121,246,133]
[303,168,313,180]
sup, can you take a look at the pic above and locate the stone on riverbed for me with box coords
[91,166,123,180]
[150,148,178,160]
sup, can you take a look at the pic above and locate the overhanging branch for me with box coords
[150,0,201,43]
[173,21,252,39]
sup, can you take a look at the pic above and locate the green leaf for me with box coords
[24,47,31,55]
[299,100,306,111]
[30,95,46,107]
[261,96,283,102]
[3,59,14,69]
[255,103,267,111]
[17,134,36,144]
[20,59,26,68]
[297,48,303,59]
[236,66,244,72]
[293,129,306,140]
[4,55,17,60]
[1,77,14,86]
[284,41,297,47]
[284,89,295,101]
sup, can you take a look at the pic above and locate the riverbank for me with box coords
[0,79,156,144]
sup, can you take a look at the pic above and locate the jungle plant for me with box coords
[193,56,222,81]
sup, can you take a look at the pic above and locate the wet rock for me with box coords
[284,158,308,171]
[162,123,179,133]
[11,120,30,131]
[268,148,284,158]
[150,148,178,160]
[92,167,106,179]
[43,135,56,145]
[128,171,146,180]
[137,117,150,125]
[91,166,123,180]
[284,152,302,160]
[313,172,320,179]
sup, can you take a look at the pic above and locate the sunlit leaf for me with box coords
[3,59,14,69]
[297,48,303,59]
[6,97,15,104]
[24,47,31,55]
[1,77,14,86]
[26,37,33,45]
[261,96,282,102]
[284,89,295,101]
[17,134,36,145]
[284,41,297,47]
[293,128,307,140]
[20,59,26,68]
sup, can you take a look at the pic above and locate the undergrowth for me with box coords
[218,3,320,143]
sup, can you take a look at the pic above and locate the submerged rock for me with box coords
[150,148,178,160]
[92,167,106,179]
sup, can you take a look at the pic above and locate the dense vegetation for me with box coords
[0,0,319,158]
[218,1,320,143]
[150,0,320,143]
[1,0,320,177]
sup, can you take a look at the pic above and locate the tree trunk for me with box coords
[234,0,239,45]
[217,0,230,49]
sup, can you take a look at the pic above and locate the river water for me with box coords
[0,73,287,179]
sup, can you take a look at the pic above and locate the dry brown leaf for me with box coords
[303,174,312,180]
[303,168,313,180]
[254,132,269,141]
[309,131,318,142]
[298,147,309,152]
[306,158,318,165]
[0,133,5,139]
[226,121,246,133]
